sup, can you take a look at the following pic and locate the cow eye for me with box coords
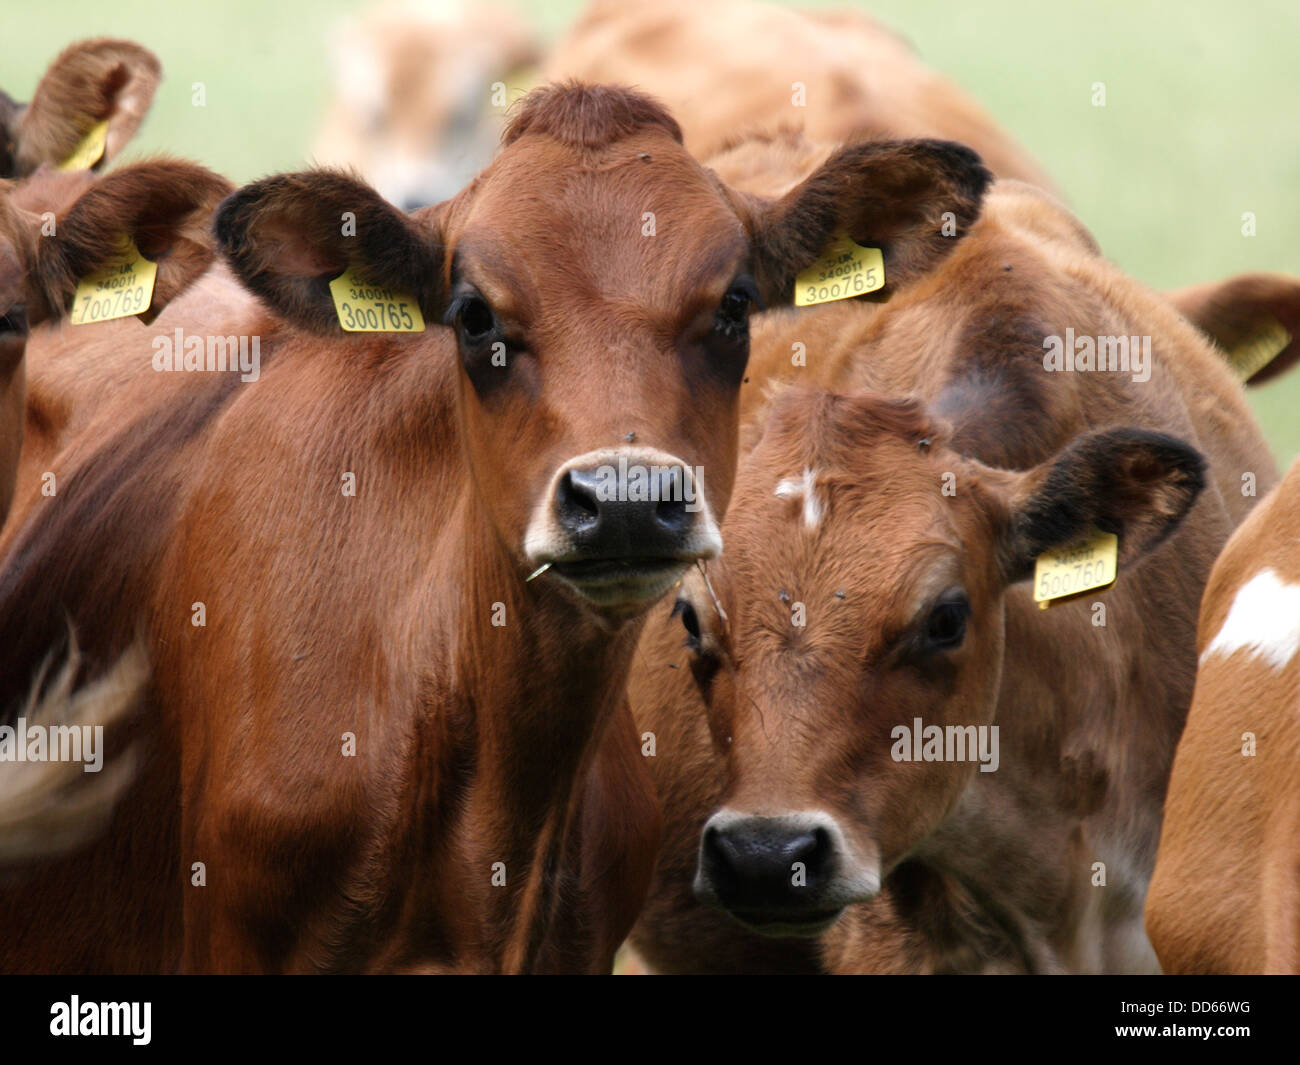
[0,305,27,337]
[713,277,759,337]
[922,593,970,652]
[454,295,497,343]
[672,596,703,650]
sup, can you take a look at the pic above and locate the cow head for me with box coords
[0,160,232,522]
[673,390,1205,935]
[0,39,161,178]
[216,84,990,621]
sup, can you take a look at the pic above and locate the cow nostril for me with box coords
[654,467,692,533]
[793,827,834,877]
[655,495,689,532]
[557,470,601,529]
[702,824,738,884]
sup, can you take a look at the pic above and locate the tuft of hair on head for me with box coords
[503,81,682,150]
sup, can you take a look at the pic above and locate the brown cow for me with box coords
[548,0,1058,190]
[0,160,231,523]
[0,84,991,973]
[625,133,1287,973]
[0,159,229,872]
[312,0,540,209]
[1145,454,1300,974]
[1,39,160,178]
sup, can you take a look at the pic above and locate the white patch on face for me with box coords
[1202,568,1300,670]
[774,468,822,530]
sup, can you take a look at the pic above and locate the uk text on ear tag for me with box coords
[329,266,425,332]
[70,237,157,325]
[1034,528,1118,609]
[794,234,885,307]
[58,119,110,172]
[1226,317,1291,382]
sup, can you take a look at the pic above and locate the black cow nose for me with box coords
[697,817,838,919]
[555,463,697,557]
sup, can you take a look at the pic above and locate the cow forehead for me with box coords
[721,490,966,648]
[466,133,738,242]
[452,152,748,320]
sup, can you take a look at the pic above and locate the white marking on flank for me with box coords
[1202,568,1300,670]
[775,468,822,530]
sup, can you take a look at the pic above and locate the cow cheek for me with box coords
[454,376,551,556]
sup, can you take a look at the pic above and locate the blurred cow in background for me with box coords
[312,0,540,210]
[548,0,1059,191]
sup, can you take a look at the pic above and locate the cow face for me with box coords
[673,391,1205,935]
[217,84,990,621]
[0,162,231,524]
[0,39,160,179]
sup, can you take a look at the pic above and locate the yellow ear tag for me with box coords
[1033,528,1118,609]
[794,234,885,307]
[1226,317,1291,382]
[58,119,110,172]
[70,237,157,325]
[329,266,425,333]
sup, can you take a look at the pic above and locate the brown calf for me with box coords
[548,0,1058,190]
[1,39,160,178]
[1146,454,1300,973]
[0,84,990,972]
[626,139,1285,972]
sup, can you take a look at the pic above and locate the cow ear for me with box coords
[994,428,1206,584]
[745,138,991,306]
[1166,273,1300,386]
[31,160,232,325]
[14,39,161,175]
[214,170,446,334]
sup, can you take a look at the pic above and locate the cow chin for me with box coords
[548,557,693,618]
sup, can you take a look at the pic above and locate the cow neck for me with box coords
[449,492,645,972]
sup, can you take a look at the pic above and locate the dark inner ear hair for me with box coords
[751,138,992,303]
[1002,428,1206,582]
[213,170,446,334]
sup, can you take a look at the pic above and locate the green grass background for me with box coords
[6,0,1296,462]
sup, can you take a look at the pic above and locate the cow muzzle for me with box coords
[524,448,721,615]
[694,809,881,937]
